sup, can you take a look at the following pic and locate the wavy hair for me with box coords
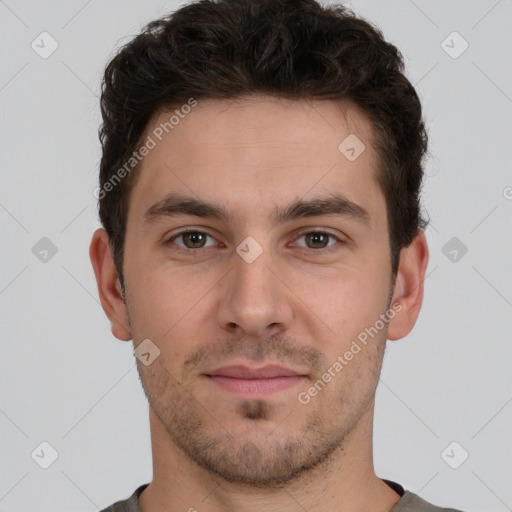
[98,0,429,285]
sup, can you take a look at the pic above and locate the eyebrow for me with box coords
[143,192,370,227]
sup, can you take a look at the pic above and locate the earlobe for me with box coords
[387,229,429,341]
[89,228,132,341]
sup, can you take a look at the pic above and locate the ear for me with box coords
[387,228,429,341]
[89,228,132,341]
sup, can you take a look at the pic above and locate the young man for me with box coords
[90,0,463,510]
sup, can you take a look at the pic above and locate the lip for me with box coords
[204,364,307,397]
[206,364,304,379]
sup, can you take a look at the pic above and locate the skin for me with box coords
[90,95,429,512]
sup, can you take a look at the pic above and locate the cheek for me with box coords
[124,268,176,343]
[306,267,390,335]
[125,265,215,360]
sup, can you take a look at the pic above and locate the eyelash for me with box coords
[165,228,344,255]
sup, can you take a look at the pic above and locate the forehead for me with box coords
[128,95,386,230]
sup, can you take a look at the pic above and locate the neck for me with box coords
[139,404,401,512]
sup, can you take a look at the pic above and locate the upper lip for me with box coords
[206,364,305,379]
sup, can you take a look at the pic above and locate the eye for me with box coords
[166,229,217,251]
[292,230,343,251]
[164,228,344,255]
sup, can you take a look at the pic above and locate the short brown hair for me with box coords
[98,0,429,287]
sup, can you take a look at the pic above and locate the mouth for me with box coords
[204,364,308,397]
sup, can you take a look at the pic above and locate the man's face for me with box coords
[122,96,395,485]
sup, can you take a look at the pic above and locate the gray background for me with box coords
[1,0,511,510]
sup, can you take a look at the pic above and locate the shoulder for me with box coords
[391,490,466,512]
[99,483,149,512]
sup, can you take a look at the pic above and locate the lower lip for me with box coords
[206,375,306,396]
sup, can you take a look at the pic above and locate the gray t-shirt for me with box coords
[100,480,465,511]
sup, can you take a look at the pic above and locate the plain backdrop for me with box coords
[1,0,511,511]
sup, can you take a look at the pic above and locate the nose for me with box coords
[216,245,293,340]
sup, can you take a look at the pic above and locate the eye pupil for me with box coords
[184,232,206,248]
[306,232,329,249]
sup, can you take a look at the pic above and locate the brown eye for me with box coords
[167,230,216,251]
[304,232,330,249]
[294,231,341,250]
[181,231,207,248]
